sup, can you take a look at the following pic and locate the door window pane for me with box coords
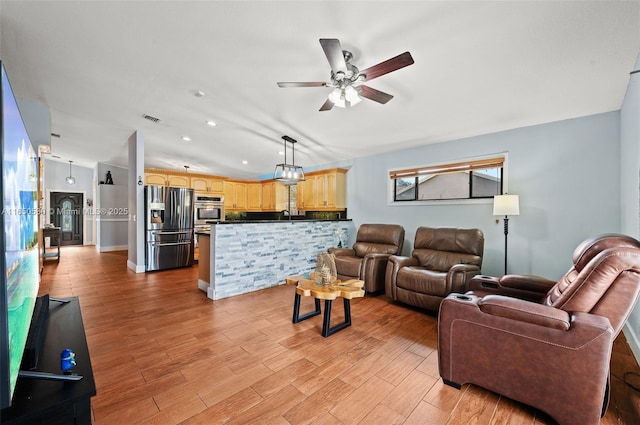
[62,200,72,231]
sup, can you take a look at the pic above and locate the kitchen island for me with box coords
[197,219,353,300]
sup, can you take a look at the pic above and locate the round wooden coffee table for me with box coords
[291,277,364,337]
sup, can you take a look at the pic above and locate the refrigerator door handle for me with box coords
[151,231,191,235]
[150,241,192,247]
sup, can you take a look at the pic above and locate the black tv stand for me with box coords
[49,297,72,303]
[18,370,83,381]
[1,296,96,425]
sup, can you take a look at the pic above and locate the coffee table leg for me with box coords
[322,298,352,337]
[292,293,321,323]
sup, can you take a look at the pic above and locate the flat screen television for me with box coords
[0,61,40,409]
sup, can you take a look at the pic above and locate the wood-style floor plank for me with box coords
[38,247,640,424]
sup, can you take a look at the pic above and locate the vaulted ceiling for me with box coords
[1,1,639,179]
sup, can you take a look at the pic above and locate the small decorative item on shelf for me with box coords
[60,348,77,372]
[314,253,337,285]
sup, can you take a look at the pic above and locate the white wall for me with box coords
[621,53,640,359]
[341,111,621,279]
[43,159,95,245]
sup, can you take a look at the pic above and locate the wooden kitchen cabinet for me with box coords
[262,180,288,211]
[144,169,189,188]
[224,181,247,210]
[166,174,190,188]
[297,168,346,210]
[145,172,168,186]
[247,182,262,211]
[190,176,224,194]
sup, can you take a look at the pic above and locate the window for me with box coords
[390,156,505,202]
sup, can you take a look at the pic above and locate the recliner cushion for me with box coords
[396,266,448,297]
[413,249,481,272]
[333,255,362,279]
[353,241,400,257]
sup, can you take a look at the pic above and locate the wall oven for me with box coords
[194,195,224,228]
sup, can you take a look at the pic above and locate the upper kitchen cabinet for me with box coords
[224,181,247,211]
[166,174,189,188]
[297,168,346,211]
[262,180,288,211]
[144,169,189,187]
[190,175,225,194]
[247,182,262,211]
[145,171,168,186]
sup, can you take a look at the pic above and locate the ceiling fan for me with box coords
[277,38,414,111]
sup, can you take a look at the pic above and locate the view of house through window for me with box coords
[391,156,504,202]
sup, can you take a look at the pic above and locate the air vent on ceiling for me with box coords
[51,133,61,138]
[143,114,161,123]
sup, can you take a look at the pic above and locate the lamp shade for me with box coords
[493,194,519,216]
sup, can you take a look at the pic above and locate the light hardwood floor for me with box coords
[39,246,640,425]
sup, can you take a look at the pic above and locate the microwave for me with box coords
[194,195,224,224]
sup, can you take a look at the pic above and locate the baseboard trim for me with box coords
[197,279,209,293]
[98,244,128,252]
[126,260,145,273]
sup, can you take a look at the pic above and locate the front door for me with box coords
[50,192,83,246]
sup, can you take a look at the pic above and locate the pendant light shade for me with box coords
[65,160,76,185]
[273,136,305,185]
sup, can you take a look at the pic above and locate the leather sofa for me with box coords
[438,234,640,425]
[385,227,484,311]
[328,223,405,294]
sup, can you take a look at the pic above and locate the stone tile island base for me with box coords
[199,220,353,300]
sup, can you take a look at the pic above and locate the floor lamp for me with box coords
[493,194,520,275]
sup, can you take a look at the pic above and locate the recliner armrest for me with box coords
[468,274,556,302]
[385,255,420,299]
[478,295,570,330]
[328,247,356,257]
[387,255,419,268]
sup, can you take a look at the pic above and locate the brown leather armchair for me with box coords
[385,227,484,311]
[438,234,640,425]
[328,224,405,294]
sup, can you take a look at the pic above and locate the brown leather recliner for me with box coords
[438,234,640,425]
[328,224,405,294]
[385,227,484,311]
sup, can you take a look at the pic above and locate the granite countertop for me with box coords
[216,218,352,224]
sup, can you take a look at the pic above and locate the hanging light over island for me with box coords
[273,135,305,184]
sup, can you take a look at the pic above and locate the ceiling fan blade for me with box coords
[319,98,334,111]
[277,82,327,88]
[320,38,347,74]
[359,52,414,82]
[358,85,394,104]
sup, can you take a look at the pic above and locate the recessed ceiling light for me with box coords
[205,120,216,127]
[181,136,192,142]
[194,90,205,97]
[278,151,284,155]
[242,160,248,165]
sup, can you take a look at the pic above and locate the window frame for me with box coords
[388,153,509,206]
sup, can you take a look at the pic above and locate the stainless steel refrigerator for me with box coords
[145,185,195,271]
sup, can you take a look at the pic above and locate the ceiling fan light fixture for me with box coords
[328,88,342,104]
[329,88,346,108]
[344,86,361,105]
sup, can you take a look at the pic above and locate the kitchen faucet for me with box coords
[280,209,291,220]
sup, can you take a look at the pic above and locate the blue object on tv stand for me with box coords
[60,348,77,372]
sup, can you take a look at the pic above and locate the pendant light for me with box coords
[65,160,76,185]
[273,136,305,185]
